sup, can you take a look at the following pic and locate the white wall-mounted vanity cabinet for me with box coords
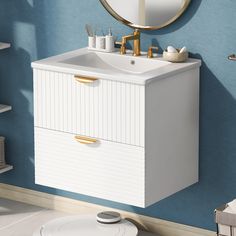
[32,48,200,207]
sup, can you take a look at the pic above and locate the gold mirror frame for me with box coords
[100,0,191,30]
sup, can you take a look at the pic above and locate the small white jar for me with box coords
[96,36,106,50]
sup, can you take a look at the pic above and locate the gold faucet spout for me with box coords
[120,29,141,56]
[122,34,139,44]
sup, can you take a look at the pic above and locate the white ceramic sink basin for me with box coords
[31,48,201,85]
[60,51,170,74]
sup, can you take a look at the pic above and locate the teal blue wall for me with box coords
[1,0,236,231]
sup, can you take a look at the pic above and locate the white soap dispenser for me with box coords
[105,28,115,52]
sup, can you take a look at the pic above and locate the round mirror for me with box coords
[100,0,191,30]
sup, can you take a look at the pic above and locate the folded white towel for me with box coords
[223,199,236,214]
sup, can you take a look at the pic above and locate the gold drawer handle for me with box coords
[74,75,98,83]
[74,135,97,144]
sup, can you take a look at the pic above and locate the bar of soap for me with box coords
[167,46,178,53]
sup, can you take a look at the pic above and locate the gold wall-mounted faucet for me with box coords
[116,29,141,56]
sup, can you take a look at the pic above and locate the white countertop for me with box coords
[32,48,201,85]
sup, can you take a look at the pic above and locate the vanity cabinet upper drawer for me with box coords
[33,69,145,147]
[35,127,145,207]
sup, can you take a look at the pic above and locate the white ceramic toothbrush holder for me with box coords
[96,36,106,50]
[88,36,95,49]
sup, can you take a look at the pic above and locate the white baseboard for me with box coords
[0,183,215,236]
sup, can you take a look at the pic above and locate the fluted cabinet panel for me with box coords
[33,69,145,147]
[35,127,145,207]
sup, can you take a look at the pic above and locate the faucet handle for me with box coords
[147,46,159,58]
[115,41,126,55]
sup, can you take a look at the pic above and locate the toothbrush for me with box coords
[85,24,93,37]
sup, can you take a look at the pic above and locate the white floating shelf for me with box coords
[0,165,13,174]
[0,42,11,50]
[0,104,12,113]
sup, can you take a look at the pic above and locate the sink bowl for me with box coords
[60,51,170,74]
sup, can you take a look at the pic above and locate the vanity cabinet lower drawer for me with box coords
[33,69,145,147]
[34,127,145,207]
